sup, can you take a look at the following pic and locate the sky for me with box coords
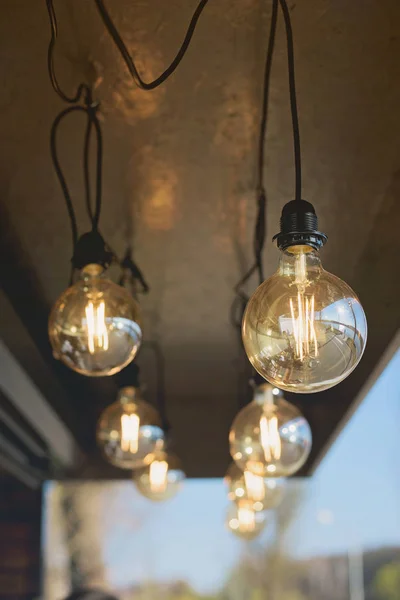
[44,346,400,595]
[286,346,400,558]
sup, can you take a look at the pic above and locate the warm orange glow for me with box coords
[149,460,169,493]
[260,415,281,462]
[120,414,140,453]
[289,252,318,361]
[85,300,109,354]
[290,292,318,361]
[237,505,256,532]
[243,470,265,502]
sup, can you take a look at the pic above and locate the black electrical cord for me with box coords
[232,0,278,316]
[94,0,210,90]
[232,0,302,309]
[46,0,92,105]
[47,0,103,253]
[87,106,103,230]
[50,105,85,251]
[46,0,208,289]
[119,246,150,295]
[230,0,279,409]
[278,0,302,202]
[83,115,94,224]
[50,103,103,250]
[81,103,103,232]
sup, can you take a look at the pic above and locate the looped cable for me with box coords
[119,247,150,294]
[50,102,104,260]
[94,0,210,90]
[232,0,278,309]
[50,105,88,251]
[46,0,93,105]
[83,104,103,231]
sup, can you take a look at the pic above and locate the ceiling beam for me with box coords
[0,340,82,469]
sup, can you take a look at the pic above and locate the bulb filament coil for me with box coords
[85,300,109,354]
[120,413,140,453]
[260,415,281,462]
[149,460,169,493]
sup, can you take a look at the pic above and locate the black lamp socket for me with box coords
[72,230,114,270]
[273,199,327,251]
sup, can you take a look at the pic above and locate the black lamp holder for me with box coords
[273,199,327,251]
[72,230,114,271]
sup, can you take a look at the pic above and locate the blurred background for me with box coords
[40,346,399,600]
[1,0,399,599]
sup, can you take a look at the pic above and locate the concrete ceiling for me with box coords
[1,0,399,478]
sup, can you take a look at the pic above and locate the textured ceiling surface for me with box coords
[1,0,400,477]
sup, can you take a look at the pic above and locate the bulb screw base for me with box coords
[72,230,114,270]
[273,200,327,251]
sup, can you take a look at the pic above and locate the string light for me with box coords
[226,500,267,540]
[133,450,185,502]
[229,383,311,477]
[45,0,210,376]
[97,385,164,469]
[49,264,142,376]
[225,462,284,511]
[231,0,367,393]
[149,459,169,494]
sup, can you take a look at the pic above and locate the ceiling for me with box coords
[1,0,399,480]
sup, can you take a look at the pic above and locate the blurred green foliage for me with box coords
[373,561,400,600]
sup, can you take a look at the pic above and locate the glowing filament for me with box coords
[244,470,265,502]
[85,300,109,354]
[120,414,140,453]
[289,293,318,361]
[149,460,168,493]
[260,415,281,462]
[237,505,256,532]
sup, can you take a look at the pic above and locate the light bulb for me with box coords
[148,459,169,493]
[225,462,284,510]
[242,243,367,393]
[133,450,185,502]
[97,386,164,469]
[49,264,142,376]
[229,383,311,477]
[226,500,266,540]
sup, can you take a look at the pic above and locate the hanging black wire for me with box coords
[230,0,279,409]
[50,105,86,251]
[50,103,103,247]
[46,0,92,105]
[231,0,279,325]
[278,0,302,202]
[85,105,103,230]
[83,115,94,223]
[119,246,150,295]
[47,0,104,256]
[231,0,302,316]
[46,0,209,288]
[94,0,210,90]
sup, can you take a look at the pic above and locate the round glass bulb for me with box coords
[49,264,142,376]
[226,500,267,540]
[133,450,185,502]
[97,386,164,469]
[225,462,284,511]
[242,246,367,393]
[229,383,311,477]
